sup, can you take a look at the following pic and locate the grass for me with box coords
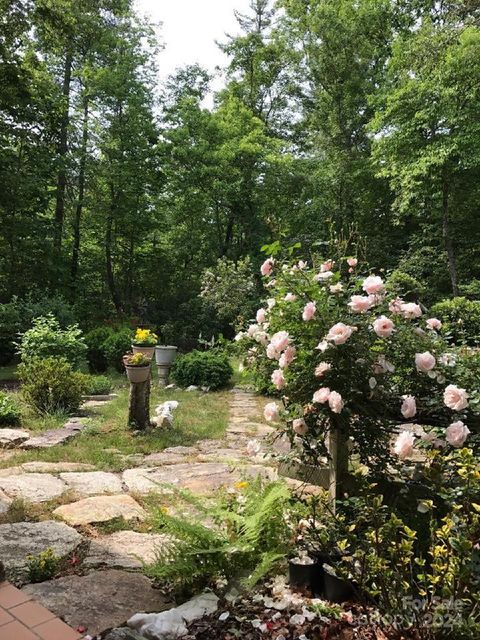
[0,363,18,381]
[0,372,231,472]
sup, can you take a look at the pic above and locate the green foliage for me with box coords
[18,357,88,414]
[171,350,233,390]
[17,315,86,368]
[84,375,112,396]
[102,328,134,372]
[84,327,114,373]
[386,270,425,301]
[0,301,22,365]
[431,297,480,346]
[0,392,21,426]
[146,479,302,595]
[27,548,59,583]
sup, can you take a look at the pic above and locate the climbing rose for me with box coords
[261,258,274,276]
[326,322,356,345]
[271,369,285,390]
[266,343,280,360]
[394,431,415,459]
[401,395,417,419]
[328,391,344,413]
[348,295,374,313]
[445,421,470,447]
[313,387,330,404]
[292,418,308,435]
[284,293,297,302]
[426,318,442,331]
[401,302,422,319]
[302,301,316,321]
[347,257,358,267]
[443,384,469,411]
[321,260,334,272]
[256,308,266,323]
[362,275,384,295]
[264,402,280,422]
[247,324,260,338]
[279,346,296,369]
[415,351,436,373]
[315,362,331,377]
[373,315,394,338]
[270,331,290,353]
[389,297,404,314]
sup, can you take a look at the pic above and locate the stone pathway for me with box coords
[0,388,318,637]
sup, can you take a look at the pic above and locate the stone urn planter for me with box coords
[155,346,178,387]
[125,364,151,383]
[132,344,156,359]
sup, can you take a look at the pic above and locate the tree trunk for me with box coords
[327,418,350,508]
[442,175,459,296]
[70,96,89,298]
[54,48,73,254]
[128,378,151,430]
[106,185,123,314]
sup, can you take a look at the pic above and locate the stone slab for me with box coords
[0,488,12,514]
[21,428,78,449]
[53,494,146,526]
[0,428,30,448]
[22,569,171,636]
[0,520,83,585]
[0,472,66,502]
[59,471,122,496]
[83,531,170,570]
[21,461,95,473]
[142,452,191,466]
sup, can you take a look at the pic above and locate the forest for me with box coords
[1,0,480,349]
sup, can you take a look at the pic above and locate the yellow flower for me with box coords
[234,481,249,490]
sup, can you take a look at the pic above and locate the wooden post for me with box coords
[127,378,151,430]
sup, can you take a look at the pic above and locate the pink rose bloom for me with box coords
[261,258,274,276]
[426,318,442,331]
[362,275,384,295]
[266,344,280,360]
[313,387,331,404]
[348,295,374,313]
[247,324,260,338]
[297,260,307,270]
[328,390,344,413]
[415,351,436,372]
[326,322,356,345]
[330,283,343,294]
[401,395,417,419]
[284,293,297,302]
[270,331,290,353]
[347,257,358,267]
[401,302,422,319]
[256,308,266,323]
[314,271,334,281]
[373,315,394,338]
[267,298,276,309]
[315,361,331,377]
[443,384,469,411]
[389,297,404,314]
[302,301,316,322]
[321,260,334,272]
[255,331,269,346]
[445,421,470,447]
[271,369,285,390]
[292,418,308,435]
[279,345,296,369]
[264,402,280,422]
[393,431,415,459]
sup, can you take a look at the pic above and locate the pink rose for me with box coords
[247,324,260,338]
[445,421,470,447]
[401,395,416,419]
[256,308,266,323]
[315,362,331,377]
[313,387,331,404]
[328,391,344,413]
[326,322,356,345]
[362,275,384,295]
[401,302,422,319]
[284,293,297,302]
[279,345,296,369]
[329,283,343,294]
[292,418,308,435]
[267,298,276,309]
[270,331,290,353]
[261,258,274,276]
[389,297,404,314]
[266,343,280,360]
[302,301,316,321]
[271,369,285,390]
[393,431,415,459]
[426,318,442,331]
[321,260,334,272]
[347,257,358,267]
[443,384,469,411]
[314,271,333,281]
[264,402,280,422]
[373,315,394,338]
[297,260,307,270]
[415,351,436,373]
[348,295,374,313]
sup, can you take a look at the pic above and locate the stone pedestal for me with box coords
[127,378,151,430]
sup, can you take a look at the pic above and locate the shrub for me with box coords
[171,350,233,390]
[27,548,59,583]
[431,297,480,346]
[0,392,21,426]
[84,375,112,396]
[0,300,23,365]
[17,315,87,368]
[103,328,133,372]
[18,357,88,414]
[386,269,425,301]
[84,326,113,373]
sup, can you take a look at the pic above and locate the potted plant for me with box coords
[132,328,158,359]
[124,353,151,383]
[154,344,178,366]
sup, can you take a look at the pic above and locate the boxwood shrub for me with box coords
[431,297,480,346]
[171,350,233,390]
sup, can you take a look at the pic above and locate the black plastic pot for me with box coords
[288,559,323,593]
[321,563,355,603]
